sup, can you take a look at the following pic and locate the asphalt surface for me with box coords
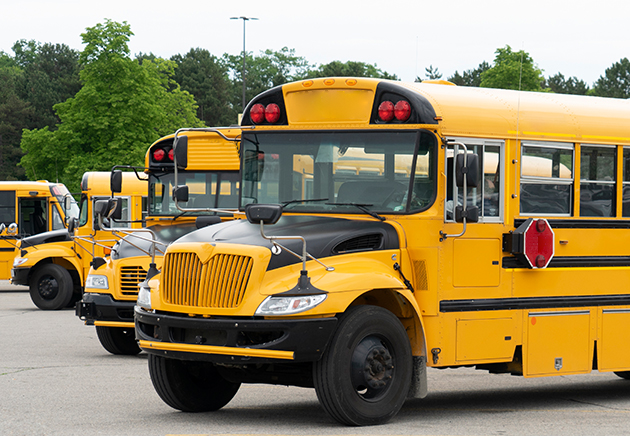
[2,280,630,436]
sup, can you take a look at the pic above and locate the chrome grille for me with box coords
[119,266,147,296]
[163,252,253,308]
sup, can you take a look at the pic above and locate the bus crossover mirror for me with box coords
[7,223,18,235]
[110,170,123,193]
[455,205,479,223]
[244,203,283,225]
[243,150,264,182]
[94,198,122,220]
[173,185,189,203]
[455,153,480,188]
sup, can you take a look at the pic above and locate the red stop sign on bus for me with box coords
[505,218,555,269]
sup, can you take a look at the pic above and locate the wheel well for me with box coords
[348,289,426,357]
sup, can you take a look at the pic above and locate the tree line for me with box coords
[1,20,629,191]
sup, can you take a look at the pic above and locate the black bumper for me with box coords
[11,267,30,286]
[75,293,136,324]
[135,306,338,364]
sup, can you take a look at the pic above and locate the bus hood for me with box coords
[112,222,200,260]
[20,229,72,249]
[172,215,400,271]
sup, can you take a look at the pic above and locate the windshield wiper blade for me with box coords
[325,202,386,221]
[281,198,329,207]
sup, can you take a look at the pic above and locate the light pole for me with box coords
[231,16,258,111]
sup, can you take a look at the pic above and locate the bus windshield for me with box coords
[241,130,436,214]
[149,171,240,216]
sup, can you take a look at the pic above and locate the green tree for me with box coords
[545,73,589,95]
[0,65,31,180]
[224,47,312,113]
[12,39,81,129]
[480,46,544,91]
[309,60,397,80]
[591,58,630,98]
[448,61,490,87]
[20,20,203,191]
[171,48,236,126]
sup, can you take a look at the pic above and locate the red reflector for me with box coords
[394,100,411,121]
[168,148,174,162]
[265,104,280,123]
[378,101,394,122]
[250,104,265,124]
[153,148,166,162]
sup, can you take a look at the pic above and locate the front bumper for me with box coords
[135,306,338,364]
[11,267,30,286]
[75,293,136,325]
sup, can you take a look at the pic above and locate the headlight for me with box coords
[13,257,28,268]
[84,274,109,289]
[136,284,152,310]
[255,294,327,315]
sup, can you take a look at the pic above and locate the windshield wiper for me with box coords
[281,198,329,207]
[326,202,386,221]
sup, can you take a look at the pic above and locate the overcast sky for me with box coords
[2,0,628,85]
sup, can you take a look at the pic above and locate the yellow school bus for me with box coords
[77,129,241,355]
[134,77,630,425]
[0,180,79,279]
[11,172,146,309]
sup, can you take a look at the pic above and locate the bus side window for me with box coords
[520,142,574,216]
[622,147,630,217]
[19,199,48,236]
[446,139,503,222]
[580,145,616,217]
[0,191,16,225]
[51,204,65,230]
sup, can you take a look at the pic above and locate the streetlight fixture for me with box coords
[231,16,258,111]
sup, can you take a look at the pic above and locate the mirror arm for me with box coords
[440,141,469,242]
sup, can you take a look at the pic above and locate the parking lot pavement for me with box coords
[3,288,630,436]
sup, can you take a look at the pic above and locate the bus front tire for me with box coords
[148,354,240,412]
[96,326,141,355]
[29,264,74,310]
[313,305,412,426]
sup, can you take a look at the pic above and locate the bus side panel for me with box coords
[598,308,630,372]
[523,310,592,377]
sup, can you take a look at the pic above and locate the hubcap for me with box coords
[350,335,394,400]
[38,275,59,300]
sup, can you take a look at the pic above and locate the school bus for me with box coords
[77,129,241,355]
[134,77,630,425]
[11,172,146,310]
[0,180,79,280]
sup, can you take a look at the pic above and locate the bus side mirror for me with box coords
[245,203,282,225]
[67,217,78,234]
[456,153,480,188]
[173,135,188,169]
[111,170,123,193]
[0,223,5,236]
[243,150,264,182]
[94,198,121,220]
[63,195,73,212]
[173,185,189,203]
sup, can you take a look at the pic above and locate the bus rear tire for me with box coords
[29,264,73,310]
[96,326,141,355]
[148,354,240,412]
[614,371,630,379]
[313,305,412,426]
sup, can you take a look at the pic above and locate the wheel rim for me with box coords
[38,275,59,300]
[350,334,395,401]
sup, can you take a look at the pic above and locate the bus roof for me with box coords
[244,77,630,146]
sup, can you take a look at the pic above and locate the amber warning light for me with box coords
[503,218,555,269]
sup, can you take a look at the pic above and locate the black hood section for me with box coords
[174,215,400,270]
[112,222,200,260]
[21,229,71,249]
